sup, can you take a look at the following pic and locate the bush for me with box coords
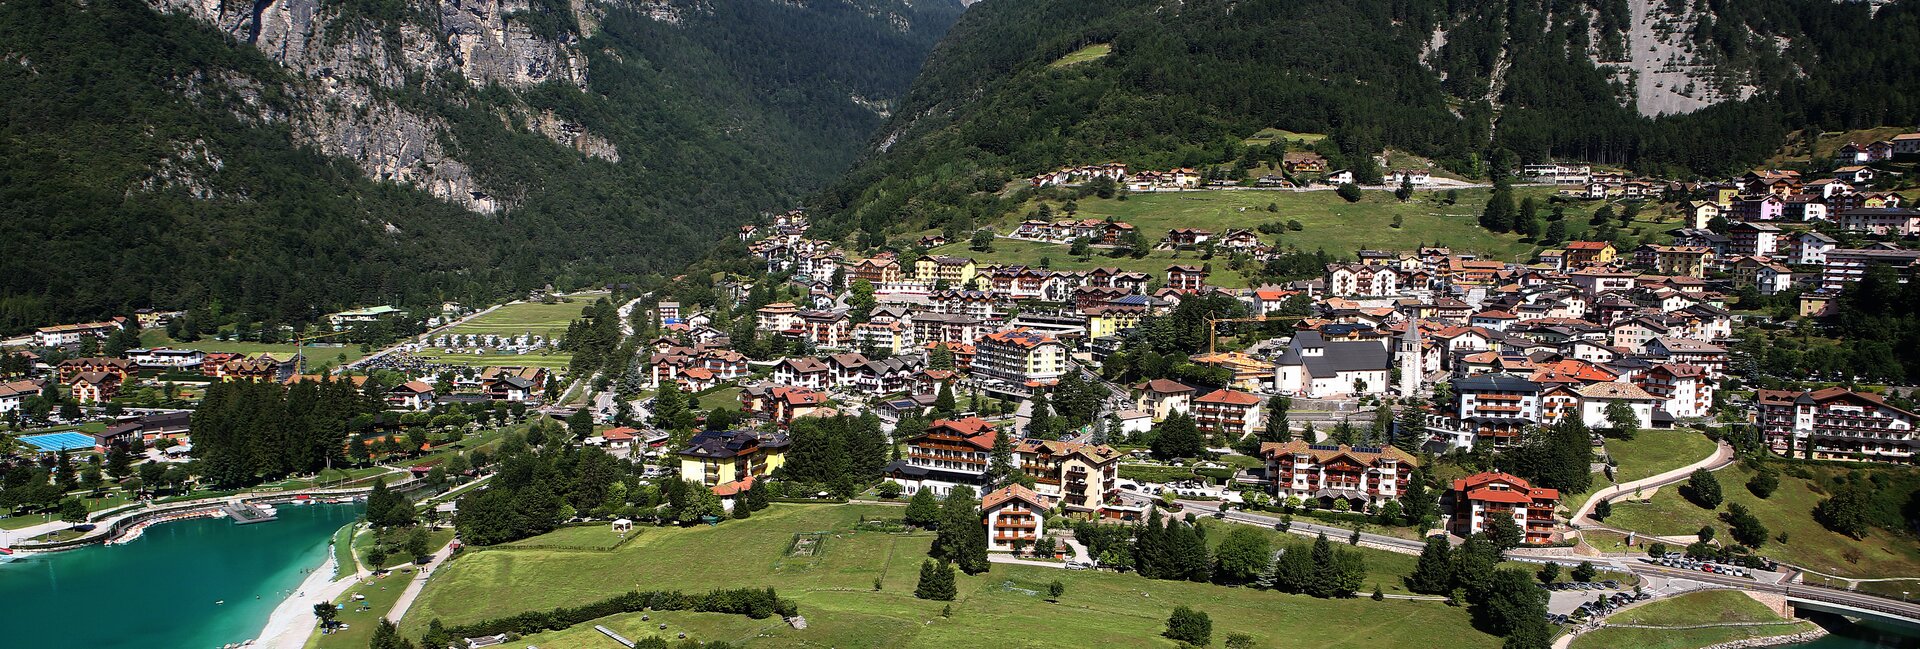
[1746,469,1779,499]
[877,481,903,499]
[1336,183,1363,203]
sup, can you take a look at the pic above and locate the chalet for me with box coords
[1574,382,1661,430]
[1324,264,1400,297]
[886,418,999,496]
[1132,378,1195,422]
[1165,265,1209,293]
[771,357,832,390]
[1191,388,1263,440]
[1282,152,1327,174]
[1450,472,1560,544]
[57,357,133,383]
[1163,228,1213,249]
[387,381,436,411]
[1639,363,1714,419]
[1755,387,1915,463]
[982,484,1050,552]
[739,384,825,424]
[1562,241,1616,266]
[1014,440,1131,519]
[678,430,789,500]
[0,379,43,415]
[68,371,121,404]
[1260,441,1419,509]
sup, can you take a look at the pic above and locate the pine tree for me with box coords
[1393,401,1427,454]
[905,488,941,528]
[1134,512,1169,579]
[1406,535,1455,594]
[914,560,958,600]
[933,382,957,417]
[988,431,1015,486]
[1262,396,1292,443]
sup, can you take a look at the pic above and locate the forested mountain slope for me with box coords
[810,0,1920,241]
[0,0,962,332]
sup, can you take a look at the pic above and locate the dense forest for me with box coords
[810,0,1920,241]
[0,0,963,333]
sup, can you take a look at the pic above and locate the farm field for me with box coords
[410,349,575,369]
[402,504,1502,648]
[1049,43,1111,67]
[929,237,1253,288]
[1568,590,1814,649]
[1603,462,1920,579]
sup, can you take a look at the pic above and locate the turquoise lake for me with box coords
[0,503,359,649]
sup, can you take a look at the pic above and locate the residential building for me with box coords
[1165,265,1208,293]
[1324,264,1400,297]
[677,429,790,493]
[1821,248,1920,291]
[1639,363,1714,419]
[1835,208,1920,236]
[1756,388,1915,463]
[1728,222,1783,258]
[1793,231,1838,266]
[1574,382,1660,430]
[1015,440,1132,519]
[387,381,436,410]
[973,328,1066,386]
[1191,389,1263,441]
[68,372,121,404]
[982,484,1050,552]
[1563,241,1616,266]
[1259,441,1419,509]
[1440,373,1542,450]
[886,418,999,496]
[32,320,120,347]
[1449,472,1560,545]
[1131,378,1195,422]
[0,379,43,415]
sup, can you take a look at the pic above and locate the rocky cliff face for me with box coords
[148,0,605,211]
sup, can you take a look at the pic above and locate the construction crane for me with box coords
[291,329,356,375]
[1203,314,1307,355]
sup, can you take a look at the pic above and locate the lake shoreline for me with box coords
[254,524,363,649]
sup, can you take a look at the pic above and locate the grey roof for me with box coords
[1277,331,1389,378]
[1453,373,1540,393]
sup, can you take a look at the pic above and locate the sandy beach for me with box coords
[254,549,361,649]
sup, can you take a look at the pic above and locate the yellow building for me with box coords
[1647,245,1713,278]
[1085,308,1144,339]
[678,430,789,488]
[914,255,978,287]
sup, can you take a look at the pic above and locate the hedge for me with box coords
[443,587,797,638]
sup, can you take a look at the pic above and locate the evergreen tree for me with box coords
[935,486,989,574]
[1134,512,1170,579]
[1543,219,1567,245]
[914,560,958,600]
[988,431,1016,486]
[1271,540,1314,593]
[933,382,957,417]
[1406,535,1455,594]
[904,488,941,528]
[1164,518,1211,582]
[1484,514,1524,552]
[1212,526,1272,585]
[1262,396,1292,443]
[1393,401,1427,454]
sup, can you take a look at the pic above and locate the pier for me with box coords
[221,502,278,525]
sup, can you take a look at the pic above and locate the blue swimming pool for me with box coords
[21,431,96,452]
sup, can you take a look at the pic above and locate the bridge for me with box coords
[1629,564,1920,628]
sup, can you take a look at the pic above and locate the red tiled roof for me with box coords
[1194,389,1260,406]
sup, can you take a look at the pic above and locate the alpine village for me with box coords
[6,0,1920,648]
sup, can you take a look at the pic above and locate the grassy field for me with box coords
[697,386,744,411]
[497,524,634,550]
[1604,429,1718,484]
[1604,462,1920,579]
[1569,590,1814,649]
[1244,127,1327,146]
[308,568,419,649]
[954,187,1675,283]
[930,238,1255,288]
[1050,43,1111,67]
[402,504,1502,648]
[139,330,367,367]
[333,523,361,579]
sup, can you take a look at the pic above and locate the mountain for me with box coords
[0,0,962,332]
[809,0,1920,241]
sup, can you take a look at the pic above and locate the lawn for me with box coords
[496,524,634,550]
[139,330,366,367]
[1049,43,1111,67]
[332,522,362,579]
[308,568,420,649]
[1603,462,1920,579]
[1603,428,1717,484]
[402,504,1502,648]
[1569,590,1813,649]
[1244,127,1326,146]
[697,386,743,411]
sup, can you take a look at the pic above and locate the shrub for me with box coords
[1165,605,1212,646]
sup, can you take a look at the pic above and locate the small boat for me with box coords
[214,600,224,605]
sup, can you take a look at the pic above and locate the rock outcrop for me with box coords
[145,0,609,212]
